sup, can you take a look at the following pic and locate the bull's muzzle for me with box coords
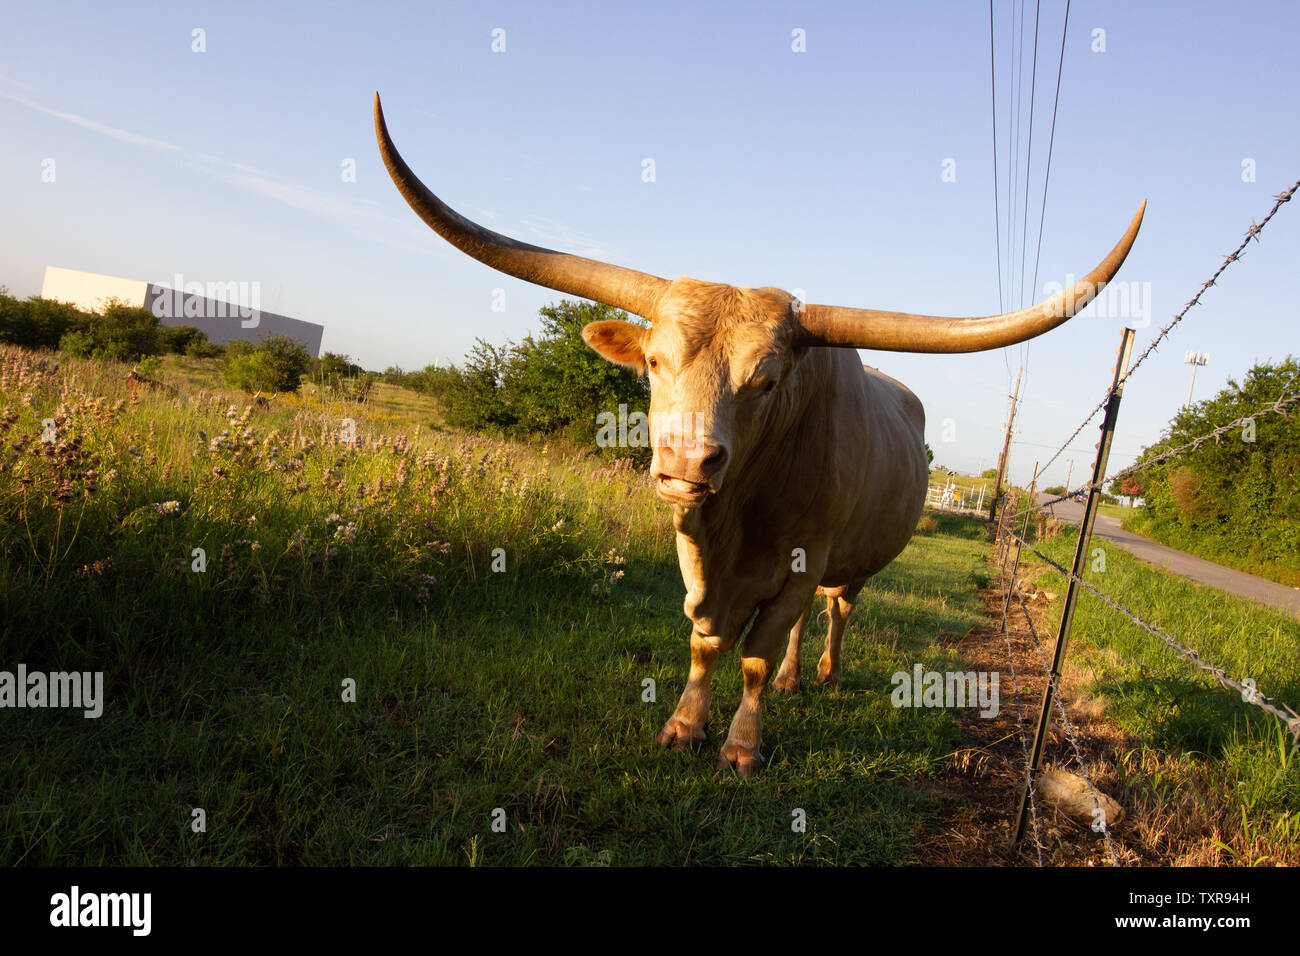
[652,436,728,503]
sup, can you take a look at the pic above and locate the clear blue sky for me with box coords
[2,0,1296,487]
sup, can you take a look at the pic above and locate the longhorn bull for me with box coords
[373,93,1144,776]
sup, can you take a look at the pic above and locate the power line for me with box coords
[1030,0,1071,307]
[1019,0,1041,311]
[989,0,1004,316]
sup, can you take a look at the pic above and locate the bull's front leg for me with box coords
[657,628,723,751]
[718,585,819,777]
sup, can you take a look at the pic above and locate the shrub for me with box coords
[160,325,216,356]
[58,329,96,358]
[223,334,311,394]
[94,300,161,361]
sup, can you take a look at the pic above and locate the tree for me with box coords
[435,300,649,452]
[924,442,934,466]
[1126,357,1300,583]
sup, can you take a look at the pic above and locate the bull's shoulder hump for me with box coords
[861,363,925,427]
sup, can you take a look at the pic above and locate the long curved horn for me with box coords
[374,93,668,321]
[795,201,1146,352]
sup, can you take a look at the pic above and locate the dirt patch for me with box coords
[921,559,1145,866]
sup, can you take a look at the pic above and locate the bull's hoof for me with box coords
[815,662,840,687]
[771,674,800,696]
[716,743,762,778]
[657,717,707,751]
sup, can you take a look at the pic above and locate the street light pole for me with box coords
[1185,350,1209,410]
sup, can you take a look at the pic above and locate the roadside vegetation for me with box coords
[1005,522,1299,864]
[1118,358,1299,587]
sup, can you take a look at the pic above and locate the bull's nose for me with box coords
[657,437,728,486]
[698,443,728,479]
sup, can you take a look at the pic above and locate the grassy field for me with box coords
[1,347,996,865]
[4,346,1295,866]
[1097,502,1136,521]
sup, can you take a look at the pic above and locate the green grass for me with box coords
[1,346,994,865]
[1019,527,1300,863]
[1097,502,1135,521]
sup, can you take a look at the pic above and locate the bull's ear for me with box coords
[582,321,647,374]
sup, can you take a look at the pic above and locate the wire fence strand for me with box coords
[1024,181,1296,486]
[1005,529,1300,741]
[1013,389,1300,519]
[997,543,1045,865]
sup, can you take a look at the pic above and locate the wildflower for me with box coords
[153,500,181,516]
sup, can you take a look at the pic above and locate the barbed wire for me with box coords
[1028,394,1107,486]
[984,180,1298,866]
[1105,391,1299,489]
[1118,182,1296,389]
[1012,585,1122,866]
[997,547,1045,865]
[1012,388,1300,518]
[1005,529,1300,741]
[1024,181,1296,486]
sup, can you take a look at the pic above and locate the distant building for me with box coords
[39,266,324,357]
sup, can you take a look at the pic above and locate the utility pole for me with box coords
[989,366,1023,524]
[1184,350,1209,409]
[1064,458,1074,497]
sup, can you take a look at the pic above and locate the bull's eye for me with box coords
[647,356,658,371]
[763,380,777,395]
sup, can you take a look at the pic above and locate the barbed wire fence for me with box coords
[983,181,1298,866]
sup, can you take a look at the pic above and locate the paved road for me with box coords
[1036,493,1300,619]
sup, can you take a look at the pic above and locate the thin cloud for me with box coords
[2,89,386,225]
[0,75,36,92]
[518,214,615,259]
[1,90,182,153]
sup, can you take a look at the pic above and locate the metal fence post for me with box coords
[1012,328,1136,848]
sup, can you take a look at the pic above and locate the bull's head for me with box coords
[374,94,1144,506]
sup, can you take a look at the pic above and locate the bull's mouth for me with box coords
[655,475,712,504]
